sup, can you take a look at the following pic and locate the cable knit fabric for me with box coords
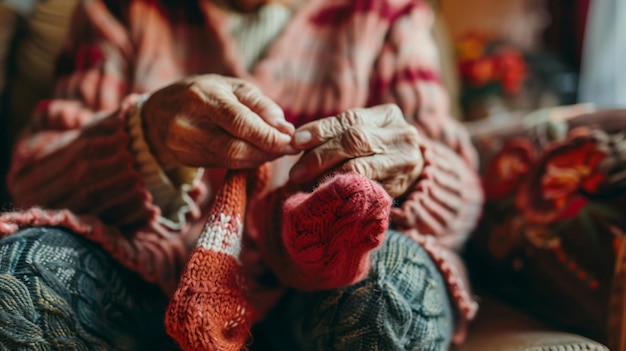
[262,230,454,351]
[1,0,484,344]
[0,227,176,351]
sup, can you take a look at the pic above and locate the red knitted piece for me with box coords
[165,170,255,351]
[257,172,392,291]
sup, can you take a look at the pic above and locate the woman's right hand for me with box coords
[142,74,298,170]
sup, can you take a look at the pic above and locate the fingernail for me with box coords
[294,131,312,146]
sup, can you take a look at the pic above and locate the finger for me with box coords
[166,121,281,168]
[292,104,404,150]
[288,139,349,183]
[289,125,394,183]
[289,123,419,184]
[231,82,295,136]
[208,91,297,155]
[339,151,423,197]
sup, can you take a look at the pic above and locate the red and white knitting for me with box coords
[165,170,255,351]
[165,168,394,351]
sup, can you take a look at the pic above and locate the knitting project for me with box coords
[165,170,254,351]
[164,168,393,351]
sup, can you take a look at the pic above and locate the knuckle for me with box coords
[381,155,422,197]
[229,110,249,133]
[263,131,282,150]
[337,109,364,129]
[232,79,261,96]
[408,148,423,165]
[402,148,424,175]
[407,148,424,169]
[238,84,258,97]
[222,101,251,128]
[341,127,374,155]
[402,127,421,148]
[312,119,338,140]
[224,140,249,161]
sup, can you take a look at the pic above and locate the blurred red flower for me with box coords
[456,34,528,97]
[483,138,535,200]
[516,137,607,224]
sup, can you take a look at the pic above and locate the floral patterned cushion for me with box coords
[465,107,626,343]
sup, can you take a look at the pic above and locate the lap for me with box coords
[0,227,174,351]
[0,228,453,351]
[260,230,454,351]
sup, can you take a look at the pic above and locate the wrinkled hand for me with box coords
[289,104,424,197]
[142,74,298,170]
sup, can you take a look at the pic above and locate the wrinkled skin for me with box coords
[142,74,299,171]
[144,75,423,198]
[290,104,424,198]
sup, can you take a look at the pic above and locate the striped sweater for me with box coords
[1,0,484,341]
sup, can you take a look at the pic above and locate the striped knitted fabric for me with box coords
[165,170,255,351]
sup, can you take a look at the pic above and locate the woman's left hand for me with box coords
[289,104,424,197]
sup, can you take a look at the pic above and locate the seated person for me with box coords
[0,0,483,350]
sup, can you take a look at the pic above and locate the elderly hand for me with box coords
[289,104,424,197]
[142,74,298,170]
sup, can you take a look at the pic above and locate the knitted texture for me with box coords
[165,170,254,351]
[0,206,188,295]
[166,169,392,350]
[390,139,483,341]
[262,230,454,351]
[4,0,484,342]
[254,172,392,291]
[0,227,174,351]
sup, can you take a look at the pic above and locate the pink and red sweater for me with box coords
[0,0,483,339]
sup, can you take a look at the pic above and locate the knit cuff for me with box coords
[391,139,484,250]
[127,95,203,229]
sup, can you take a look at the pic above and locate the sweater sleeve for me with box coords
[4,1,207,293]
[7,1,201,230]
[369,2,483,250]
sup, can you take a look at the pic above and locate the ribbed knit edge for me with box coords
[391,139,483,343]
[126,94,202,230]
[3,95,191,294]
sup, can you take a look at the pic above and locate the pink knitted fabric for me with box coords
[250,172,392,291]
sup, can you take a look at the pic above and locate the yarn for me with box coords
[165,169,392,350]
[165,170,254,351]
